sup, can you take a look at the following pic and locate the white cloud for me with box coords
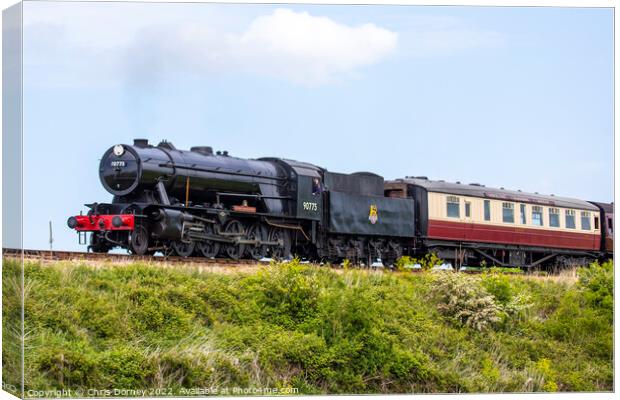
[24,6,398,87]
[167,8,398,85]
[235,9,398,84]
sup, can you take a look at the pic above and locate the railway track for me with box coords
[0,248,409,272]
[1,248,537,275]
[1,248,264,266]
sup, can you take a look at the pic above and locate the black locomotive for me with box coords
[68,139,414,265]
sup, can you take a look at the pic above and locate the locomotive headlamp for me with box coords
[113,144,125,156]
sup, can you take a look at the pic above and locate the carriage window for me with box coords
[502,202,514,223]
[581,211,591,231]
[484,200,491,221]
[312,178,322,195]
[465,201,471,218]
[565,210,576,229]
[594,216,599,230]
[520,204,526,224]
[608,217,613,233]
[549,208,560,227]
[532,206,543,226]
[447,196,460,218]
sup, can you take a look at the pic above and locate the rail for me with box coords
[1,248,264,266]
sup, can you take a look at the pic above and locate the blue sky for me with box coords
[20,2,613,251]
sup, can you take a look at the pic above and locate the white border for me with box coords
[0,1,616,400]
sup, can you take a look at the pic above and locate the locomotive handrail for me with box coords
[157,146,176,177]
[215,192,293,200]
[158,162,288,181]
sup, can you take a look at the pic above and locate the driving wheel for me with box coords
[130,225,150,255]
[269,228,291,260]
[245,223,268,260]
[223,219,246,260]
[172,240,195,257]
[197,224,220,258]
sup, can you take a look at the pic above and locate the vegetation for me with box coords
[1,258,613,395]
[395,253,443,271]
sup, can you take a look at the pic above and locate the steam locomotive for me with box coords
[68,139,613,268]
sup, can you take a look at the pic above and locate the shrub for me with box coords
[128,287,193,339]
[481,274,513,304]
[431,273,500,331]
[396,253,443,271]
[98,345,154,388]
[502,291,534,322]
[578,260,613,317]
[250,260,322,328]
[534,358,558,392]
[35,343,99,388]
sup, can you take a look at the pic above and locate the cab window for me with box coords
[312,178,322,195]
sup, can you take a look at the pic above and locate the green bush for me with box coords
[98,346,154,388]
[396,253,443,271]
[431,273,501,331]
[578,260,613,317]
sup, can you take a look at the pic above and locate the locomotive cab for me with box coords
[296,175,323,221]
[258,158,324,221]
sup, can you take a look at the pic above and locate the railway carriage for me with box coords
[384,177,609,268]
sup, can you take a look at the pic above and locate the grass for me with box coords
[1,258,613,395]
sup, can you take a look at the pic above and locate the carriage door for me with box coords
[463,199,473,240]
[606,214,614,251]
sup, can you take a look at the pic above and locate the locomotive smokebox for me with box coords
[99,144,143,196]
